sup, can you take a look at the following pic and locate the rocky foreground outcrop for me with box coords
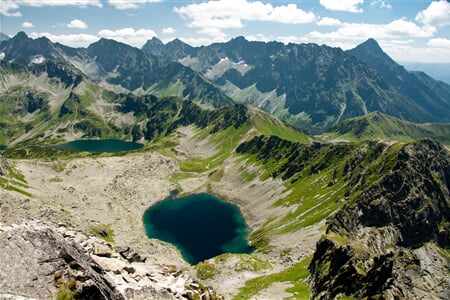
[309,139,450,299]
[0,221,222,300]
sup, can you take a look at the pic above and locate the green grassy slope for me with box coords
[321,111,450,144]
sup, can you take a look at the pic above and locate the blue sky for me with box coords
[1,0,450,62]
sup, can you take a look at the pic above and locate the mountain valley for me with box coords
[0,32,449,299]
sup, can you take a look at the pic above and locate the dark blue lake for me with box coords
[0,145,6,150]
[52,139,143,153]
[143,193,253,265]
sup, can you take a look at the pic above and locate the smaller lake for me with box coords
[143,193,253,265]
[52,139,143,153]
[0,145,6,150]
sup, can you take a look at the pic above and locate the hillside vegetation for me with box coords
[322,111,450,144]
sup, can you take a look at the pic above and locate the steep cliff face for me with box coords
[0,221,222,300]
[309,139,450,299]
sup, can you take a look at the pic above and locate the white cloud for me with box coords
[67,19,87,29]
[162,27,176,34]
[268,4,316,24]
[320,0,364,13]
[416,0,450,32]
[1,1,22,16]
[107,0,162,10]
[29,32,98,48]
[1,0,102,17]
[21,21,34,28]
[427,38,450,49]
[28,27,157,48]
[174,0,315,39]
[245,33,272,43]
[276,35,310,45]
[385,44,450,63]
[370,0,392,10]
[317,17,343,27]
[309,18,433,44]
[170,36,222,47]
[382,39,414,46]
[98,28,156,47]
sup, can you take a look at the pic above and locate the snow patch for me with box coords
[0,52,5,60]
[30,55,46,64]
[218,57,229,64]
[205,57,252,80]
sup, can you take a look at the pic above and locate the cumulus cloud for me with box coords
[29,32,98,48]
[174,0,315,39]
[245,33,272,43]
[416,0,450,32]
[98,27,157,47]
[28,27,158,48]
[427,38,450,49]
[370,0,392,10]
[1,0,102,17]
[309,18,433,43]
[319,0,364,13]
[385,44,450,63]
[21,21,34,28]
[162,27,176,34]
[107,0,162,10]
[67,19,87,29]
[317,17,343,27]
[276,35,310,45]
[169,36,222,47]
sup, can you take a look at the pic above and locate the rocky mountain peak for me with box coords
[347,38,394,63]
[166,38,188,48]
[142,37,166,57]
[165,38,193,53]
[0,32,10,42]
[143,36,164,48]
[88,37,125,51]
[359,38,382,51]
[0,31,62,65]
[230,36,248,44]
[13,31,30,40]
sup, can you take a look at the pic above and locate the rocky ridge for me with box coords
[0,221,222,300]
[309,139,450,299]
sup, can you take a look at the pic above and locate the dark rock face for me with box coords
[142,36,450,132]
[348,39,450,123]
[309,139,450,299]
[332,139,450,247]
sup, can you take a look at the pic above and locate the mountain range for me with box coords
[142,36,450,132]
[0,33,10,43]
[1,32,450,135]
[0,31,449,300]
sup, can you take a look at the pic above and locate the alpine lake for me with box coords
[143,193,253,265]
[51,139,143,153]
[50,140,253,264]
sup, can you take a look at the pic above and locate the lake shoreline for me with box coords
[51,139,144,153]
[143,193,253,265]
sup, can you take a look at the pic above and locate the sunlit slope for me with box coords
[322,111,450,144]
